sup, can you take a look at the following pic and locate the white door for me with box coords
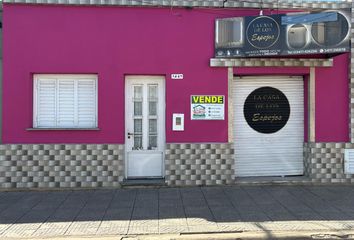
[233,76,304,177]
[125,76,165,178]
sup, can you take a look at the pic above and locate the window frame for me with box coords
[33,74,98,129]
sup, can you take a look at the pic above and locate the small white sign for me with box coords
[171,74,184,80]
[173,113,184,131]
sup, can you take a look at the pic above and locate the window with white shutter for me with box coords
[34,74,97,128]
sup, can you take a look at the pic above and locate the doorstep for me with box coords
[234,176,312,185]
[121,178,167,188]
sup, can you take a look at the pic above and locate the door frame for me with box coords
[124,75,166,179]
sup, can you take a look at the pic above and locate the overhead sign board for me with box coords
[215,11,350,58]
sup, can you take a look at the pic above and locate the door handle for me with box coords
[127,132,134,139]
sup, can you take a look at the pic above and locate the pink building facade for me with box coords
[0,0,353,188]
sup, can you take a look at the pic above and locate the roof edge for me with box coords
[2,0,352,9]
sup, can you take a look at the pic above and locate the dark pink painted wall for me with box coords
[3,4,245,144]
[234,56,350,143]
[2,4,350,143]
[304,75,309,142]
[315,53,350,142]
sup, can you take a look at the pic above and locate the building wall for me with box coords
[315,54,350,142]
[304,142,354,183]
[165,143,235,186]
[0,4,352,188]
[2,4,243,144]
[0,144,124,188]
[0,10,3,144]
[3,5,350,144]
[234,53,350,143]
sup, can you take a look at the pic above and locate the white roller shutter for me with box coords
[34,74,97,128]
[233,76,304,177]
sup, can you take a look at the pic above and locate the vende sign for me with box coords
[215,11,350,58]
[191,95,225,120]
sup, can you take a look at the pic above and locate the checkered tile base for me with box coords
[0,144,125,188]
[165,143,235,186]
[304,143,354,183]
[1,142,353,188]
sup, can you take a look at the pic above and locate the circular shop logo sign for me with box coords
[246,16,280,49]
[243,87,290,134]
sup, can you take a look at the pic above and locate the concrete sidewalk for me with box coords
[0,185,354,239]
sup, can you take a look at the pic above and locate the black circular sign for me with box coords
[244,87,290,134]
[246,16,280,49]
